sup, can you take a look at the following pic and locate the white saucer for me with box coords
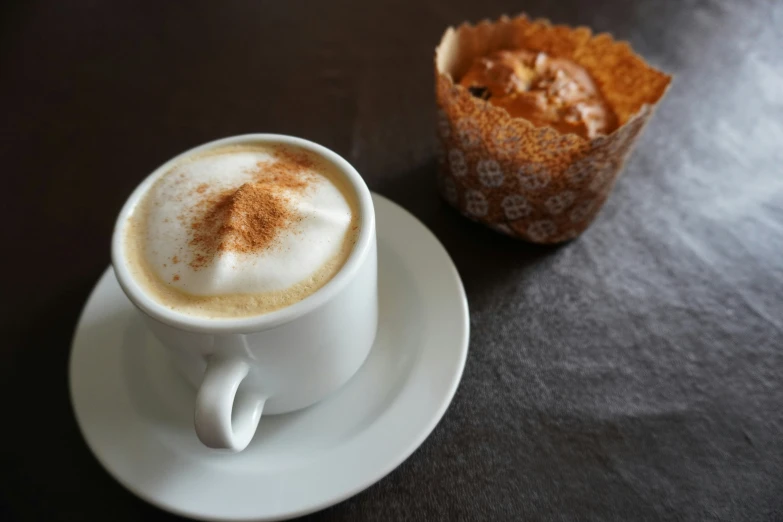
[69,193,469,521]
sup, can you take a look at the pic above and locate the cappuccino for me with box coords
[123,143,359,318]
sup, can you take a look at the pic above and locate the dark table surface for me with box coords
[2,0,782,520]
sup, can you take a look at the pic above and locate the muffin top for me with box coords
[459,49,617,139]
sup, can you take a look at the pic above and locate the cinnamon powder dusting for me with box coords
[183,149,316,270]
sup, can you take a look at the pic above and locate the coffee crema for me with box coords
[124,143,360,318]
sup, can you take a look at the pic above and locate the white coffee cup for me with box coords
[111,134,378,452]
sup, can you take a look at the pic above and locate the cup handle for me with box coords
[194,356,265,451]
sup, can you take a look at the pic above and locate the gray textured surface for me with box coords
[2,0,782,520]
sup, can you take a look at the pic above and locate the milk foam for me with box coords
[125,144,358,317]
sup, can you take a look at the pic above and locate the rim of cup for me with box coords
[111,134,375,334]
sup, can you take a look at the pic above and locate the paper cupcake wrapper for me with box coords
[434,15,672,243]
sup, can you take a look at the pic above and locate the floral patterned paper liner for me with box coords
[434,15,671,243]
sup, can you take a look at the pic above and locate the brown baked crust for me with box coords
[458,49,617,139]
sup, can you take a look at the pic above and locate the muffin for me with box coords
[435,16,671,243]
